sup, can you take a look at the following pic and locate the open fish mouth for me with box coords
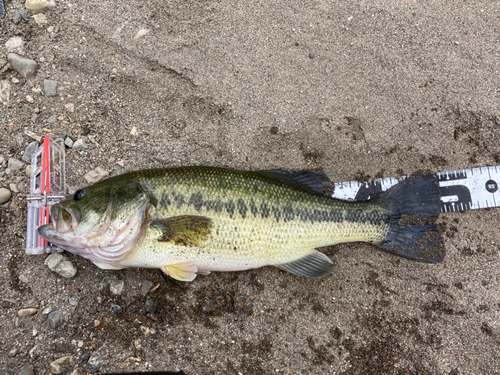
[51,204,81,234]
[37,204,81,243]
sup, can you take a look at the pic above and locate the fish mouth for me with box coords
[38,204,81,244]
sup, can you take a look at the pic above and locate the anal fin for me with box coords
[276,251,335,278]
[162,261,198,282]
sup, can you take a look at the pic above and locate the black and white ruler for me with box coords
[332,165,500,213]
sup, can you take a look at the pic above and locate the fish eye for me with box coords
[74,189,86,201]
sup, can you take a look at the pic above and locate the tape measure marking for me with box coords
[332,165,500,213]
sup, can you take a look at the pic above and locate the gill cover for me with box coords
[38,179,151,269]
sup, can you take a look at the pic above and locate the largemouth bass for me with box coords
[38,167,444,281]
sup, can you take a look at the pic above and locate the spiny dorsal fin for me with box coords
[257,170,330,195]
[276,251,335,278]
[151,215,212,247]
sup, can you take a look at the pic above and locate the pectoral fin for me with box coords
[276,251,335,278]
[151,215,212,247]
[162,261,198,282]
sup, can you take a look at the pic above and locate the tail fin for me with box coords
[372,174,445,263]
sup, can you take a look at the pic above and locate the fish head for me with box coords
[38,179,150,269]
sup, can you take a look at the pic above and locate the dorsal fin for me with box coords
[257,170,330,195]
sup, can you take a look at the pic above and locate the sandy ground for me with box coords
[1,0,500,374]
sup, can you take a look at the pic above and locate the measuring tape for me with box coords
[332,165,500,213]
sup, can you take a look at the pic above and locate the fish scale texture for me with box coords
[118,167,389,271]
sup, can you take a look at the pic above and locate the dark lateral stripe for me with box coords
[160,192,385,224]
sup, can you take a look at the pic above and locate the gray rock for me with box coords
[68,297,78,306]
[47,310,63,329]
[26,0,56,15]
[7,53,39,79]
[47,114,58,123]
[8,158,24,171]
[56,261,77,278]
[22,141,39,162]
[17,363,35,375]
[44,253,77,278]
[72,139,87,151]
[83,167,109,184]
[64,137,74,148]
[25,165,31,177]
[9,183,19,193]
[109,279,125,295]
[13,11,23,25]
[111,304,122,313]
[0,188,11,204]
[43,80,58,96]
[0,80,10,105]
[88,351,103,367]
[49,356,74,374]
[44,253,63,269]
[140,280,154,296]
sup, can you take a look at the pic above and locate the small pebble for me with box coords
[44,253,77,278]
[68,297,78,306]
[26,165,32,177]
[49,355,73,374]
[7,53,39,79]
[22,141,39,162]
[140,280,154,296]
[8,158,24,171]
[109,279,124,295]
[17,363,35,375]
[47,114,58,123]
[5,37,24,53]
[0,188,12,204]
[64,102,75,112]
[42,307,52,315]
[18,308,37,317]
[11,77,20,84]
[26,95,35,103]
[44,80,58,96]
[72,139,88,151]
[10,183,19,193]
[47,310,64,329]
[13,11,23,25]
[111,304,122,313]
[88,351,103,367]
[64,137,74,148]
[0,80,10,105]
[134,29,149,39]
[84,167,109,184]
[25,0,56,14]
[145,299,154,313]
